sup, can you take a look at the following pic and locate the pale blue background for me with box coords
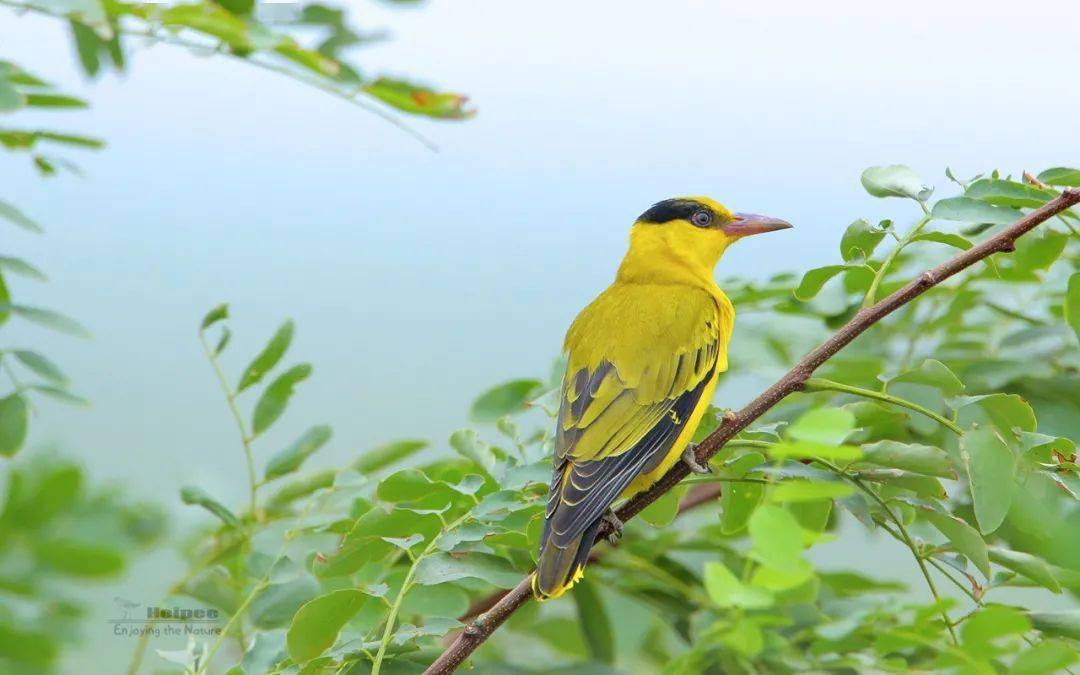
[2,0,1080,670]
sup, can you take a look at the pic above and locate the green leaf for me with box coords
[786,407,855,445]
[239,632,285,675]
[961,605,1030,649]
[858,470,946,499]
[0,394,29,457]
[250,576,320,629]
[1027,610,1080,640]
[24,93,87,109]
[70,20,102,76]
[640,485,687,526]
[401,583,469,618]
[988,547,1061,594]
[958,394,1037,439]
[860,441,955,478]
[819,570,906,597]
[217,0,255,16]
[770,481,852,503]
[34,539,125,577]
[1065,273,1080,343]
[382,533,424,552]
[10,350,66,383]
[27,385,88,406]
[703,561,773,609]
[749,505,805,573]
[251,363,312,436]
[0,623,57,664]
[967,178,1055,208]
[353,438,427,474]
[160,3,253,47]
[1,305,90,337]
[1036,167,1080,187]
[179,485,239,527]
[771,441,861,462]
[931,197,1021,225]
[0,200,42,233]
[264,425,332,481]
[962,426,1016,534]
[571,579,615,664]
[794,265,848,300]
[319,508,442,577]
[286,589,368,664]
[911,230,973,250]
[1009,639,1078,675]
[470,379,543,422]
[840,218,889,262]
[0,256,47,281]
[214,327,231,355]
[414,552,522,588]
[720,452,765,534]
[238,320,294,392]
[200,303,228,330]
[861,165,932,201]
[1014,230,1067,272]
[0,76,25,112]
[890,359,965,396]
[266,469,336,509]
[922,507,990,578]
[449,429,497,477]
[363,78,474,119]
[376,469,456,511]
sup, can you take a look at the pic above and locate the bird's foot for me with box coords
[601,509,624,545]
[681,443,711,475]
[722,410,739,427]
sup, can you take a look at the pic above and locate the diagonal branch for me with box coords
[457,483,722,622]
[425,188,1080,675]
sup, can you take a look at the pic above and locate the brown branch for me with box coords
[425,189,1080,675]
[457,483,724,623]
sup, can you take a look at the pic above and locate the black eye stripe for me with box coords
[637,198,723,227]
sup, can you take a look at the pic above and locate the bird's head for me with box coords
[618,196,792,284]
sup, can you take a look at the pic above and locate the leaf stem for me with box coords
[817,459,959,645]
[0,0,439,151]
[804,377,962,435]
[371,513,470,675]
[199,330,259,520]
[863,213,933,308]
[194,487,334,674]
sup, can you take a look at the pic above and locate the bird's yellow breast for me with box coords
[563,281,733,496]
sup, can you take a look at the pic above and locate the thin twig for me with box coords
[0,0,440,151]
[424,189,1080,674]
[199,330,259,517]
[804,377,963,434]
[818,459,959,645]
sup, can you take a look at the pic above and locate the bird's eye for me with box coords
[691,210,712,227]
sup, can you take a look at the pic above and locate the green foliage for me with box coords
[2,0,473,123]
[12,163,1077,674]
[0,454,164,672]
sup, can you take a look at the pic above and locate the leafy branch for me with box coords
[0,0,473,151]
[425,188,1080,674]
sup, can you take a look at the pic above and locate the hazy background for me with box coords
[3,0,1080,670]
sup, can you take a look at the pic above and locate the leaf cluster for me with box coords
[141,166,1080,674]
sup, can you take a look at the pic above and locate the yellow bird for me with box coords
[534,197,791,600]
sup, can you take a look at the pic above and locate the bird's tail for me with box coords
[532,517,602,600]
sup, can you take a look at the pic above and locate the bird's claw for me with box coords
[722,410,739,427]
[601,509,623,545]
[682,443,711,475]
